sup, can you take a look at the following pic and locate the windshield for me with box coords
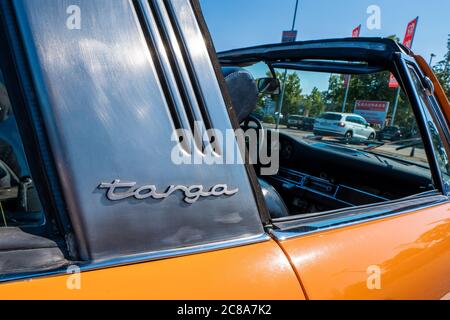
[248,62,432,170]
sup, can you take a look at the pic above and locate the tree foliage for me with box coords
[433,36,450,98]
[303,87,325,117]
[272,71,303,116]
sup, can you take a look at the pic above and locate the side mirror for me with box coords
[256,78,280,95]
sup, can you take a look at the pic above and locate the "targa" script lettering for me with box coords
[98,180,239,204]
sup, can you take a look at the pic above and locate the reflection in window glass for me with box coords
[252,67,430,167]
[0,68,44,227]
[408,66,450,191]
[241,62,437,216]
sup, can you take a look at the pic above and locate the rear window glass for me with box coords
[320,113,342,121]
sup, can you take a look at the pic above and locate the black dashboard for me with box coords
[260,132,434,215]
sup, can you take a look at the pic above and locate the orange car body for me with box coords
[0,0,449,300]
[1,202,449,300]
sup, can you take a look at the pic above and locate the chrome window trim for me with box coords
[270,195,449,241]
[0,232,270,284]
[404,61,447,193]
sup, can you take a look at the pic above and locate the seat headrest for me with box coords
[222,67,257,123]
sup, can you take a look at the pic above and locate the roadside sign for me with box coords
[389,17,419,88]
[354,100,390,125]
[282,30,298,43]
[388,73,399,88]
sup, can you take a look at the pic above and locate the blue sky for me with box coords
[200,0,449,64]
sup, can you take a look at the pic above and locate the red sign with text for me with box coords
[281,30,298,43]
[389,17,419,88]
[354,100,390,125]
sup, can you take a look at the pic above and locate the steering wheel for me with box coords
[241,114,263,132]
[240,114,268,161]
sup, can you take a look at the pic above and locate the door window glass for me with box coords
[0,68,44,227]
[408,66,450,191]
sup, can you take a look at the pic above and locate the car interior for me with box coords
[221,64,436,219]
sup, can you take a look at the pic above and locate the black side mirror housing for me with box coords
[256,78,280,95]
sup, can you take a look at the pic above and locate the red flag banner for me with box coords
[389,17,419,88]
[352,25,362,38]
[402,17,419,49]
[343,25,362,88]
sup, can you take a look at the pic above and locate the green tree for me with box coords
[433,36,450,98]
[303,87,326,117]
[324,75,345,111]
[272,71,303,117]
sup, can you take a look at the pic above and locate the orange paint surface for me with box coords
[0,239,305,300]
[279,203,450,300]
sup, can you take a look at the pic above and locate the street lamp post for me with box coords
[429,53,436,66]
[275,0,299,130]
[341,78,351,113]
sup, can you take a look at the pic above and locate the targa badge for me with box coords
[99,180,239,204]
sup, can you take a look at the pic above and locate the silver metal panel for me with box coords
[14,0,264,260]
[167,0,236,136]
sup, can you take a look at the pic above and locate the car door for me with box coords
[272,202,450,300]
[358,118,371,139]
[0,0,305,299]
[346,116,363,138]
[271,58,450,300]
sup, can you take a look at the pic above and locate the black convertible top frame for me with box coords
[218,37,411,67]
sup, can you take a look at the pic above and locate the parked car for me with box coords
[287,115,304,129]
[313,112,376,140]
[377,126,404,141]
[300,117,316,131]
[0,0,449,300]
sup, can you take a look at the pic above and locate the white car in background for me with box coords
[313,112,376,140]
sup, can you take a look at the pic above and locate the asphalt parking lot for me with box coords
[265,124,313,139]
